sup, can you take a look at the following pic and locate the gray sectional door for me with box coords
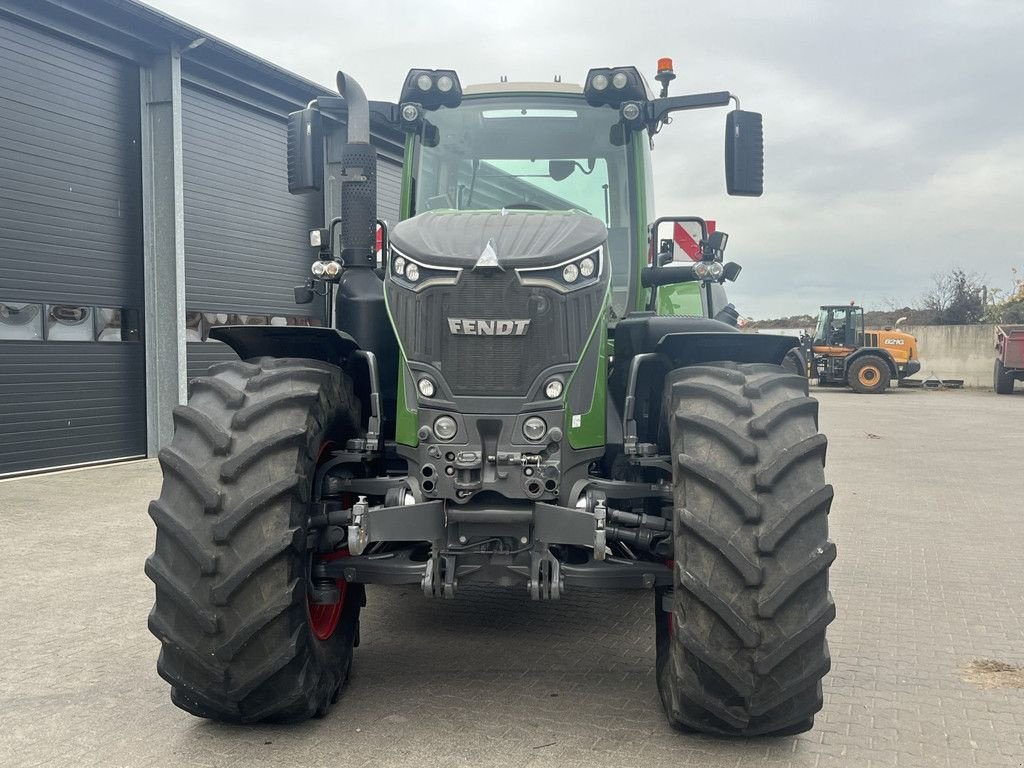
[377,157,403,225]
[181,84,323,373]
[0,17,145,476]
[180,83,405,376]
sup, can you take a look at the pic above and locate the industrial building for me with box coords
[0,0,403,475]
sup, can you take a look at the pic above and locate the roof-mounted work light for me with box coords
[400,69,463,110]
[583,66,647,108]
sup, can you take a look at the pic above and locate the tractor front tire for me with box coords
[848,355,890,394]
[147,357,362,723]
[656,363,835,737]
[994,359,1015,394]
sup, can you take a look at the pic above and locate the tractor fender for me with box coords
[655,331,799,369]
[208,325,361,368]
[208,325,382,437]
[845,347,899,378]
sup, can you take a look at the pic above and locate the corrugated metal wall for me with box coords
[0,15,146,475]
[181,81,405,376]
[0,8,406,474]
[181,85,323,317]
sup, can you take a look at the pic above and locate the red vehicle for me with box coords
[994,324,1024,394]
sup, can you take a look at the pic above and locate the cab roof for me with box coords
[463,81,584,96]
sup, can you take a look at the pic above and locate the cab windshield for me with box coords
[412,94,634,315]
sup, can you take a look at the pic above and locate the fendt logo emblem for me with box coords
[448,318,530,336]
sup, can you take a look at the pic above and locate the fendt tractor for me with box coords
[147,61,836,737]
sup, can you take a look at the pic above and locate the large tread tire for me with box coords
[994,359,1015,394]
[847,355,890,394]
[656,362,835,737]
[147,357,362,723]
[781,347,807,379]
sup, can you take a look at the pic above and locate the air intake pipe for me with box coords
[336,71,377,267]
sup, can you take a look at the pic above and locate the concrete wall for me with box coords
[903,324,997,387]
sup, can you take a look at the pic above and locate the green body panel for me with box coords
[394,351,418,447]
[399,133,415,220]
[630,136,651,314]
[566,320,609,449]
[382,249,420,446]
[564,274,611,449]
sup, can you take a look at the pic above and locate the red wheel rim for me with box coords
[307,440,348,641]
[308,550,349,641]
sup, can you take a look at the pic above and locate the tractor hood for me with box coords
[389,209,607,269]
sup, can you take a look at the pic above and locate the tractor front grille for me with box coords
[389,268,604,397]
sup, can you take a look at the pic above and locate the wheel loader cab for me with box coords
[813,305,864,349]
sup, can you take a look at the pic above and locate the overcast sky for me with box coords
[147,0,1024,319]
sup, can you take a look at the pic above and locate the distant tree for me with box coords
[921,268,987,324]
[986,267,1024,324]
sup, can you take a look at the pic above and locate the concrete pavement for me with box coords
[1,387,1022,767]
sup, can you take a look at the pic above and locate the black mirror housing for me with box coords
[287,108,323,194]
[725,110,763,197]
[707,230,729,256]
[548,160,575,182]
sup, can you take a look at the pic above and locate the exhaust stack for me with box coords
[336,70,377,267]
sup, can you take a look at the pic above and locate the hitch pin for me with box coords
[347,495,369,556]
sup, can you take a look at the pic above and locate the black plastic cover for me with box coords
[389,210,607,269]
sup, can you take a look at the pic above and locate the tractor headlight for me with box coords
[311,261,327,277]
[388,247,462,291]
[523,416,547,442]
[620,101,643,125]
[544,378,563,399]
[401,69,463,110]
[433,415,457,441]
[583,66,647,108]
[400,103,420,123]
[516,247,603,292]
[418,377,436,398]
[322,260,341,278]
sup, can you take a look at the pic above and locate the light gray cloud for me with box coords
[145,0,1024,318]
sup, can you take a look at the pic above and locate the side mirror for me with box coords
[294,282,315,305]
[725,110,763,197]
[287,108,323,193]
[549,160,575,182]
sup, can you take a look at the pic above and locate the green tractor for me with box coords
[147,62,835,737]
